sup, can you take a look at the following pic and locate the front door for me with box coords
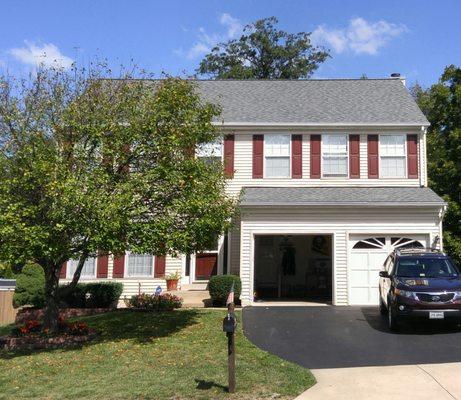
[195,253,218,280]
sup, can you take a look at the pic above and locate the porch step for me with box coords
[170,289,211,308]
[181,282,208,291]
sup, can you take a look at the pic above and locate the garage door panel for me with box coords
[349,235,428,305]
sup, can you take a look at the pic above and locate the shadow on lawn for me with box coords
[194,379,228,393]
[0,309,200,359]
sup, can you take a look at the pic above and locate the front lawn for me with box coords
[0,309,315,399]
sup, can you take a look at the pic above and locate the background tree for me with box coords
[0,64,236,331]
[197,17,329,79]
[412,65,461,263]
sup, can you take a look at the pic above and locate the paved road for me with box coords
[243,306,461,369]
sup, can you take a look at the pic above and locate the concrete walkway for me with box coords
[296,363,461,400]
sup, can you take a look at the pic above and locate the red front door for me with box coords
[195,253,218,280]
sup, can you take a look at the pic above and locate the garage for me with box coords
[349,235,428,305]
[254,234,333,302]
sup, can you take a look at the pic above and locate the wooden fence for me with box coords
[0,290,17,325]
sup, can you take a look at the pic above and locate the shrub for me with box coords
[59,282,123,308]
[0,262,15,279]
[12,317,90,337]
[208,275,241,305]
[124,293,183,311]
[13,263,45,308]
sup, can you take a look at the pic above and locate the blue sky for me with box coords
[1,0,459,87]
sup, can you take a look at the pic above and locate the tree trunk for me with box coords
[43,265,60,333]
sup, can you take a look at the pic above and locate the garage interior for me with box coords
[254,234,333,302]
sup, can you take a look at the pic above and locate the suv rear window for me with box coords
[395,257,459,278]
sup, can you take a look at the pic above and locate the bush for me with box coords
[124,293,183,311]
[0,262,15,279]
[208,275,241,305]
[59,282,123,308]
[13,263,45,308]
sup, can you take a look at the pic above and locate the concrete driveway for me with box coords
[243,306,461,399]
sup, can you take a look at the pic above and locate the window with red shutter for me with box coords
[113,254,125,278]
[97,252,109,278]
[349,134,360,179]
[367,135,379,179]
[291,135,302,178]
[252,135,264,178]
[310,135,321,178]
[154,256,166,278]
[59,262,67,279]
[407,134,418,179]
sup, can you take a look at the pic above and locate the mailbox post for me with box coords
[223,299,237,393]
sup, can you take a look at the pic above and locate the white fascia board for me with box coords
[240,202,446,208]
[212,122,430,129]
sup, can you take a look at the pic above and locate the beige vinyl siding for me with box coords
[225,131,423,196]
[239,206,442,306]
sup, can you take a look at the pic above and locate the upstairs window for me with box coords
[127,253,153,277]
[67,257,96,279]
[196,138,222,165]
[264,134,290,178]
[380,135,406,178]
[322,134,348,177]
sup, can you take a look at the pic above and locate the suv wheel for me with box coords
[388,306,400,332]
[379,296,387,315]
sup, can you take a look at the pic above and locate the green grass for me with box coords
[0,310,315,399]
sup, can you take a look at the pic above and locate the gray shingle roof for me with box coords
[194,79,429,126]
[240,187,445,207]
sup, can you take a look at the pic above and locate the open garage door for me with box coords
[349,235,428,305]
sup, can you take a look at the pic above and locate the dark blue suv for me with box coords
[379,248,461,332]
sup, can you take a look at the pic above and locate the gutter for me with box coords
[212,122,430,128]
[240,202,446,207]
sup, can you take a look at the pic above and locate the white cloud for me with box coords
[311,17,408,55]
[175,13,244,60]
[9,41,74,69]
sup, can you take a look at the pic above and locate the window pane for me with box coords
[323,156,348,176]
[265,157,290,177]
[381,156,406,178]
[322,134,347,155]
[127,254,153,277]
[196,138,222,158]
[68,258,96,278]
[265,134,290,156]
[380,135,405,156]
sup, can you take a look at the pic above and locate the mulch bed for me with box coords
[0,331,97,351]
[15,307,111,324]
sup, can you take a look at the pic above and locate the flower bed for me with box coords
[0,316,97,351]
[124,293,183,311]
[16,307,110,325]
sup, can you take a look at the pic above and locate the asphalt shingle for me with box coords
[240,187,445,206]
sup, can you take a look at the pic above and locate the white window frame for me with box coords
[126,253,154,278]
[67,257,97,280]
[321,133,349,178]
[379,134,407,179]
[196,137,223,163]
[264,133,291,178]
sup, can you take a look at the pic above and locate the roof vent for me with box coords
[390,73,401,78]
[390,73,405,86]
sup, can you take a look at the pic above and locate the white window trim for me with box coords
[379,134,407,179]
[125,252,155,278]
[196,137,223,161]
[321,133,349,178]
[264,133,291,179]
[66,257,97,280]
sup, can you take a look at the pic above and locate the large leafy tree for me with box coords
[412,65,461,263]
[197,17,329,79]
[0,64,236,331]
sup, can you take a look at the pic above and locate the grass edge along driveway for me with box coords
[0,309,315,399]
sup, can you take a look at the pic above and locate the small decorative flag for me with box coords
[155,286,162,295]
[226,282,235,305]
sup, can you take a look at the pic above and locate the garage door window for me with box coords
[353,237,386,249]
[391,237,424,249]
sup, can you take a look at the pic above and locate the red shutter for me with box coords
[407,134,418,179]
[349,134,360,179]
[223,134,234,178]
[154,256,166,278]
[59,262,67,279]
[252,135,264,178]
[367,135,379,179]
[291,135,302,179]
[310,135,321,178]
[113,254,125,278]
[97,252,109,278]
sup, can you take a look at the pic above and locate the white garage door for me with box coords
[349,235,428,305]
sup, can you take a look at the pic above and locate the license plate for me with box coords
[429,311,444,319]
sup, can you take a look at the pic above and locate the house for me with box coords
[60,77,446,306]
